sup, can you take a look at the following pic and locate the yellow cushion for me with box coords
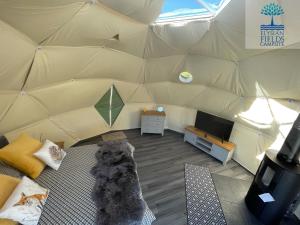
[0,175,20,225]
[0,220,17,225]
[0,134,45,179]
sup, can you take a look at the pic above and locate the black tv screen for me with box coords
[195,111,234,142]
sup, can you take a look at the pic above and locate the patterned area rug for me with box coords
[101,131,127,142]
[185,164,227,225]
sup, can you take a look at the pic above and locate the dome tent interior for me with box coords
[0,0,300,224]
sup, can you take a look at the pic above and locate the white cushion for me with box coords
[34,140,66,170]
[0,176,49,225]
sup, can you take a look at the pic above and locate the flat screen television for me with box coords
[195,111,234,142]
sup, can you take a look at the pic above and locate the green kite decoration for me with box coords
[95,85,124,127]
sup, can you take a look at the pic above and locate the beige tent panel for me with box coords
[98,0,163,24]
[50,103,155,142]
[5,118,77,148]
[268,99,300,125]
[234,97,273,130]
[214,0,271,61]
[0,92,19,120]
[0,20,36,90]
[215,0,244,32]
[43,3,148,57]
[28,79,113,116]
[189,22,239,62]
[145,55,186,83]
[215,0,257,58]
[0,58,33,91]
[27,79,152,127]
[144,28,185,58]
[3,102,157,147]
[239,50,300,100]
[111,81,140,103]
[162,104,197,133]
[264,99,300,139]
[145,20,210,58]
[51,106,110,141]
[145,82,171,104]
[24,46,145,89]
[162,83,207,106]
[231,97,300,140]
[127,85,154,103]
[230,122,273,174]
[146,54,240,95]
[185,55,240,94]
[185,87,240,120]
[0,93,49,133]
[112,103,155,130]
[152,20,210,51]
[113,82,147,103]
[215,21,270,61]
[281,2,300,47]
[146,82,240,119]
[0,0,84,43]
[143,85,242,119]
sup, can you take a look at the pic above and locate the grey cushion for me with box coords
[0,161,23,178]
[0,135,9,148]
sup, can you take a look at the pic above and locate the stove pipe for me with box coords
[277,114,300,165]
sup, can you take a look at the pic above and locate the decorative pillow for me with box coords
[34,140,66,171]
[0,134,45,179]
[0,219,18,225]
[0,176,49,225]
[0,175,20,225]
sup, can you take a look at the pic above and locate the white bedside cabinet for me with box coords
[141,110,166,136]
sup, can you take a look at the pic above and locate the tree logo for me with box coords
[261,3,284,26]
[260,3,285,47]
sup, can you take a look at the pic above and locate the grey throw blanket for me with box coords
[90,141,146,225]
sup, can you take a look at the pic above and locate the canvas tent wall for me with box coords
[0,0,299,173]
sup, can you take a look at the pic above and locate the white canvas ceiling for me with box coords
[0,0,299,172]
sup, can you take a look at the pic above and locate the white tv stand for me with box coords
[184,126,235,165]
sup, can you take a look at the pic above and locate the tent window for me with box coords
[95,85,124,127]
[156,0,230,23]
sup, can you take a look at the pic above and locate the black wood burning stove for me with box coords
[245,114,300,225]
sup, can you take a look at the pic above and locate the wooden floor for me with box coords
[76,129,253,225]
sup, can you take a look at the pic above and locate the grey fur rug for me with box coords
[90,141,145,225]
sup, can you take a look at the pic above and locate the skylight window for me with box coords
[156,0,230,23]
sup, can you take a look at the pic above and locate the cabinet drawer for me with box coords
[210,145,229,162]
[142,120,164,127]
[141,127,163,134]
[142,116,165,123]
[184,131,196,143]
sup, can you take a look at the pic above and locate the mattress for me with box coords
[0,144,155,225]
